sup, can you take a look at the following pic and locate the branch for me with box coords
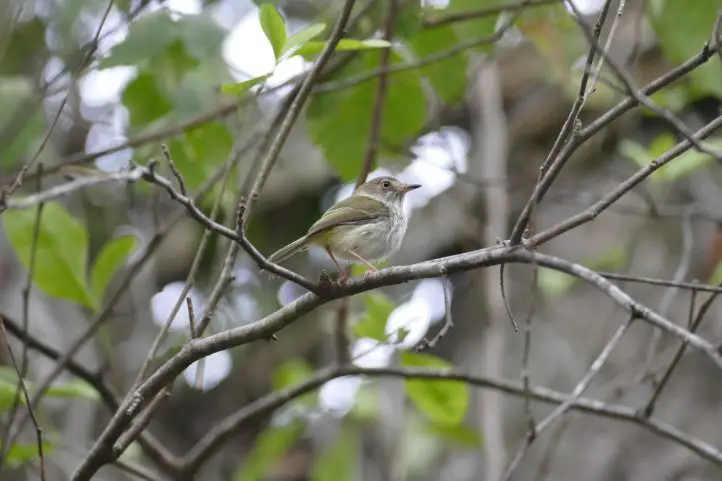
[70,248,722,480]
[356,0,397,189]
[509,0,615,243]
[422,0,561,28]
[0,0,116,209]
[0,316,46,479]
[509,26,719,245]
[502,314,634,480]
[598,272,722,294]
[6,132,258,465]
[0,315,179,475]
[179,364,722,477]
[528,114,722,247]
[0,78,295,188]
[243,0,357,227]
[3,167,146,210]
[140,165,319,293]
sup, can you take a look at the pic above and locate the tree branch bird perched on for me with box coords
[267,176,421,280]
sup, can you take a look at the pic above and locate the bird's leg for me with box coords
[347,250,378,275]
[324,247,347,281]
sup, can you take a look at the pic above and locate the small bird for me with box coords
[267,176,420,280]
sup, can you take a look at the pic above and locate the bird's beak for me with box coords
[403,183,421,192]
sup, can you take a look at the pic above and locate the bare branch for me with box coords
[243,0,358,227]
[356,0,397,189]
[0,0,116,208]
[0,316,46,480]
[180,364,722,477]
[422,0,561,28]
[509,0,615,244]
[70,247,722,480]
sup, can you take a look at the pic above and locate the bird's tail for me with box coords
[267,235,310,265]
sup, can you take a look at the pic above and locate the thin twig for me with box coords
[0,0,116,208]
[520,267,539,440]
[501,314,634,481]
[314,23,518,95]
[416,273,454,351]
[509,0,615,244]
[584,0,626,101]
[565,0,722,161]
[7,128,264,459]
[0,316,46,480]
[162,144,187,197]
[642,280,722,417]
[528,114,722,248]
[132,139,238,386]
[243,0,358,227]
[0,164,44,467]
[0,316,180,474]
[355,0,397,189]
[178,363,722,477]
[639,212,694,384]
[422,0,561,28]
[597,272,722,294]
[186,294,204,389]
[71,247,722,480]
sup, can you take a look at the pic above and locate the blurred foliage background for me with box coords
[1,0,722,480]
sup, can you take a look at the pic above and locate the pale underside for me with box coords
[305,195,408,264]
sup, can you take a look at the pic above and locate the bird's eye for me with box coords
[381,181,391,189]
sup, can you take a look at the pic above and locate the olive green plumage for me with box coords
[267,176,420,277]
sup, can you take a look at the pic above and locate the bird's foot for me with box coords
[336,269,349,284]
[363,266,379,279]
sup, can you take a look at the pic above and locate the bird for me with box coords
[267,176,420,280]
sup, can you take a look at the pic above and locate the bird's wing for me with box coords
[307,195,391,237]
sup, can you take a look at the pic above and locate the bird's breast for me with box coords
[329,206,407,262]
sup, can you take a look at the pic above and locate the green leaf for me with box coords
[395,1,468,104]
[353,293,395,342]
[619,139,651,170]
[651,0,722,97]
[259,4,287,61]
[177,12,227,60]
[0,19,47,76]
[657,138,722,182]
[91,235,138,300]
[99,10,177,68]
[310,425,358,481]
[400,352,469,426]
[3,441,54,469]
[122,72,173,127]
[282,23,326,56]
[307,51,426,180]
[233,421,305,481]
[166,121,234,191]
[153,40,201,86]
[273,358,314,390]
[46,378,100,401]
[0,376,22,413]
[445,0,499,45]
[407,26,469,104]
[221,74,271,96]
[296,38,391,58]
[537,268,577,298]
[587,246,628,272]
[0,77,45,171]
[620,136,722,183]
[3,202,96,310]
[424,423,482,447]
[273,359,317,407]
